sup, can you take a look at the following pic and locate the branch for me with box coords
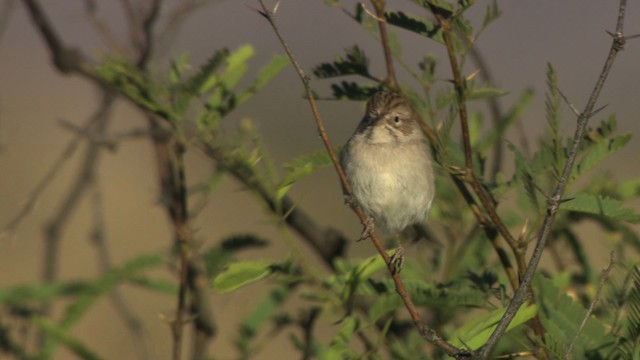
[430,9,522,275]
[476,1,629,357]
[563,251,616,359]
[40,89,116,347]
[23,0,101,80]
[256,1,464,357]
[369,0,398,90]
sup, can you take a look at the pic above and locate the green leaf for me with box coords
[478,88,534,153]
[276,148,338,203]
[251,55,289,90]
[127,275,177,295]
[562,193,640,223]
[221,44,254,91]
[384,11,443,44]
[169,53,191,87]
[448,303,537,350]
[618,177,640,199]
[97,58,175,121]
[235,54,289,105]
[0,281,91,305]
[574,133,631,178]
[482,0,501,29]
[534,274,616,358]
[235,284,292,354]
[466,87,508,100]
[38,253,164,358]
[186,48,230,94]
[32,317,104,360]
[213,260,275,293]
[331,316,359,348]
[313,45,371,79]
[329,81,382,100]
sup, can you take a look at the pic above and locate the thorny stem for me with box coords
[256,1,464,357]
[476,1,628,358]
[431,10,522,274]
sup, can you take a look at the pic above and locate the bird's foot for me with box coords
[357,216,374,242]
[344,194,357,208]
[389,246,405,275]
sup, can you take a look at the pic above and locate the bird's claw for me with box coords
[389,246,405,274]
[357,217,374,242]
[344,194,357,208]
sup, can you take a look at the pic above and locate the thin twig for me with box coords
[82,0,129,57]
[369,0,398,90]
[563,251,616,359]
[89,156,151,360]
[1,117,96,239]
[40,90,116,347]
[429,8,524,280]
[256,1,464,357]
[476,1,628,358]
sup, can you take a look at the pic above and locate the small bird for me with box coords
[340,91,435,270]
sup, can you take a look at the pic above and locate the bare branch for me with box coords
[477,1,629,358]
[563,251,616,359]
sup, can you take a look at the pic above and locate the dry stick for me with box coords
[256,1,463,357]
[369,0,398,90]
[476,1,629,358]
[563,252,616,359]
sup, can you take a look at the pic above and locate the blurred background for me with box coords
[0,0,639,358]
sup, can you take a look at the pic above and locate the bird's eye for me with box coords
[393,116,401,123]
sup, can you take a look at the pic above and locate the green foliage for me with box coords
[448,303,537,350]
[562,193,640,224]
[534,275,617,358]
[276,148,338,204]
[98,44,288,132]
[313,45,372,79]
[33,317,104,360]
[618,266,640,358]
[212,260,277,293]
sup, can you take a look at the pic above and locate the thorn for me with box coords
[559,197,574,204]
[530,179,551,201]
[273,0,281,14]
[625,33,640,40]
[589,103,609,117]
[245,4,269,19]
[466,68,481,82]
[605,30,626,50]
[360,1,384,22]
[557,88,580,117]
[518,218,529,244]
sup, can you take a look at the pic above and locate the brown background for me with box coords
[1,1,639,359]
